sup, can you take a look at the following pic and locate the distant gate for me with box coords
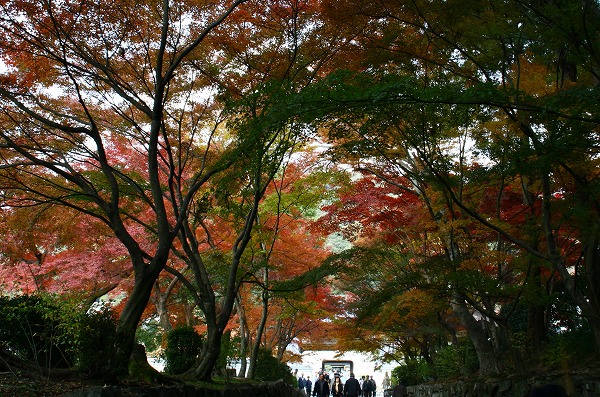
[321,360,353,377]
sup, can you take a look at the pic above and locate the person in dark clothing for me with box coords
[362,377,369,397]
[332,376,344,397]
[313,373,331,397]
[368,376,376,396]
[299,375,306,395]
[344,373,362,397]
[305,376,313,396]
[362,375,373,397]
[392,383,407,397]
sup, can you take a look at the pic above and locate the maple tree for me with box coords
[160,0,364,379]
[231,155,342,377]
[133,154,342,377]
[315,167,505,375]
[0,0,273,378]
[0,203,127,299]
[1,0,597,384]
[0,0,354,380]
[299,0,600,376]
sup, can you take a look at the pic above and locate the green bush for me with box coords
[252,348,296,385]
[163,326,203,375]
[0,295,122,377]
[74,306,118,376]
[391,359,432,386]
[542,327,595,369]
[432,345,462,379]
[0,294,76,370]
[432,340,478,379]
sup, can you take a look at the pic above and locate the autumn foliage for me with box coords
[0,0,599,386]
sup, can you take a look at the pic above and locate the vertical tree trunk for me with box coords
[153,280,178,334]
[527,268,548,348]
[497,320,527,376]
[520,173,550,349]
[188,324,223,381]
[114,266,163,375]
[247,287,269,379]
[235,295,249,377]
[451,292,501,377]
[248,229,271,379]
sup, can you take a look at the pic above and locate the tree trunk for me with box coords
[247,287,269,379]
[114,266,162,375]
[519,172,550,348]
[525,256,549,347]
[451,292,501,377]
[188,324,223,381]
[527,300,548,347]
[235,295,249,377]
[153,280,176,334]
[498,320,527,376]
[275,318,295,362]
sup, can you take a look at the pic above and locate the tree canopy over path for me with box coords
[0,0,599,385]
[304,0,600,378]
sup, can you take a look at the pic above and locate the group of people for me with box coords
[297,374,313,396]
[298,372,388,397]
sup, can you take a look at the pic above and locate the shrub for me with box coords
[542,327,595,369]
[74,305,118,376]
[433,339,478,379]
[0,294,77,370]
[136,318,162,354]
[252,348,296,385]
[163,326,203,375]
[391,359,431,386]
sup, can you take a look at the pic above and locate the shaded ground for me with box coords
[0,343,180,396]
[0,372,85,397]
[2,363,599,397]
[0,371,151,397]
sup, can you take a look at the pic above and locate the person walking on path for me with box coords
[305,376,313,396]
[382,372,390,391]
[362,375,373,397]
[361,377,369,397]
[369,375,377,397]
[343,373,362,397]
[332,376,344,397]
[299,374,307,396]
[313,373,331,397]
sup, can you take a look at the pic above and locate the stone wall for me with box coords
[64,379,304,397]
[64,376,600,397]
[398,374,600,397]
